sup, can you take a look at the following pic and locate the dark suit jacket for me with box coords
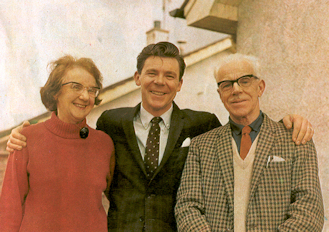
[175,113,324,232]
[96,102,221,232]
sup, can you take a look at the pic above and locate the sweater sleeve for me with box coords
[104,139,115,200]
[0,149,29,231]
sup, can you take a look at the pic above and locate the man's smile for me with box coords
[230,98,247,104]
[151,91,166,96]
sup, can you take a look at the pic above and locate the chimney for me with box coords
[146,21,169,45]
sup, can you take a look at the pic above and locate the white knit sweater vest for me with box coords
[232,135,259,232]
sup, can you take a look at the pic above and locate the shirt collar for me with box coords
[139,103,173,129]
[229,110,264,135]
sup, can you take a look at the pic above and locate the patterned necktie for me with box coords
[240,126,252,160]
[144,117,162,179]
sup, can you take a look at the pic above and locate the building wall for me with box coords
[175,50,233,124]
[237,0,329,229]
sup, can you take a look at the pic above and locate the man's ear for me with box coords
[217,88,224,102]
[258,79,266,97]
[177,78,183,92]
[134,71,141,86]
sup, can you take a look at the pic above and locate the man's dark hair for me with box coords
[136,41,186,80]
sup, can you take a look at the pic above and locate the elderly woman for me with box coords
[0,55,115,231]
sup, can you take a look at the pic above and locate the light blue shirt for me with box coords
[133,104,172,165]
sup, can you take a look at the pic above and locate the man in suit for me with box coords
[6,43,314,232]
[175,53,324,231]
[96,42,221,231]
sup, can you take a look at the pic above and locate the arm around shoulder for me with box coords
[209,113,221,130]
[6,121,30,152]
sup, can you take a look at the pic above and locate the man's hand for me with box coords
[282,114,314,145]
[6,121,30,153]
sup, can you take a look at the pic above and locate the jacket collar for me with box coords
[121,103,146,175]
[249,114,276,200]
[151,102,185,181]
[215,113,277,219]
[121,102,185,182]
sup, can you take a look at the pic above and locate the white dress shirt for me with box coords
[133,104,172,165]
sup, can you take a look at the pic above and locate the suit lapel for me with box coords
[122,103,148,176]
[249,114,276,198]
[218,116,277,219]
[216,124,235,214]
[151,103,184,180]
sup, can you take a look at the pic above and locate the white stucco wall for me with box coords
[238,1,329,229]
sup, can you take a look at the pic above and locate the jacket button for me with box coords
[139,216,144,222]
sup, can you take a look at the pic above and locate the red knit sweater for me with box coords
[0,112,115,232]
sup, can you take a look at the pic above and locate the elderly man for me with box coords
[175,54,324,232]
[6,45,314,232]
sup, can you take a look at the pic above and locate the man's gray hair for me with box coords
[214,53,260,80]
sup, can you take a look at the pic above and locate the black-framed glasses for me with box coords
[62,82,100,97]
[217,74,259,92]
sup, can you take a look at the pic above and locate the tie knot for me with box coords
[151,117,162,124]
[242,126,251,135]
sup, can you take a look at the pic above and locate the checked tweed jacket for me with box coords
[96,102,221,232]
[175,113,324,232]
